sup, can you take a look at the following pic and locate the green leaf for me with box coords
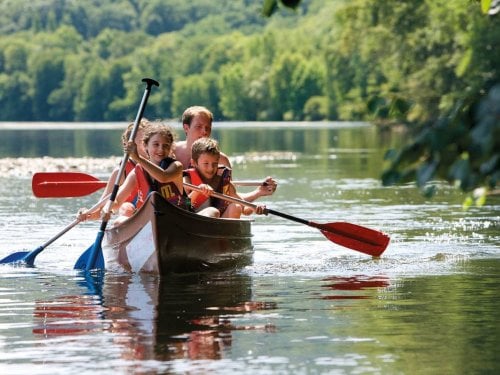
[281,0,301,9]
[422,185,437,198]
[462,196,473,210]
[262,0,278,17]
[381,170,401,186]
[383,148,399,161]
[481,0,492,14]
[416,158,438,187]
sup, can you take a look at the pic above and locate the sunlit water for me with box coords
[0,123,499,374]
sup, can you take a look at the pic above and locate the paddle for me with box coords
[32,172,107,197]
[74,77,159,271]
[0,194,110,266]
[184,182,390,257]
[32,171,267,197]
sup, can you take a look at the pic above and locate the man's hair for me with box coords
[191,137,220,162]
[181,106,213,126]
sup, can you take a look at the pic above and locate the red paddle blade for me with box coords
[311,221,390,257]
[32,172,106,198]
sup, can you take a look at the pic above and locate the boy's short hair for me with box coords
[191,137,220,162]
[182,106,213,126]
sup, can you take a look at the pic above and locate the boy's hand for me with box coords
[254,204,267,215]
[198,183,214,196]
[257,176,277,197]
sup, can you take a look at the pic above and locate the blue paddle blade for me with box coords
[0,245,45,266]
[0,251,31,265]
[74,231,105,271]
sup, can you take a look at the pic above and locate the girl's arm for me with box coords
[110,171,137,211]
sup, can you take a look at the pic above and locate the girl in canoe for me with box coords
[77,118,151,222]
[110,121,188,225]
[184,137,266,219]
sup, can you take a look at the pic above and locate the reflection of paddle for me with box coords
[0,194,109,266]
[74,78,159,271]
[184,182,390,257]
[32,172,267,198]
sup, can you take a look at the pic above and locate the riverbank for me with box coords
[0,157,120,177]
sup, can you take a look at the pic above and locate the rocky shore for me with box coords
[0,157,122,177]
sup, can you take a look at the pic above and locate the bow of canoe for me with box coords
[104,192,254,274]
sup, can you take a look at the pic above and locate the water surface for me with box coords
[0,123,498,374]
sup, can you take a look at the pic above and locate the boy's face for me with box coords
[192,152,219,180]
[184,114,211,142]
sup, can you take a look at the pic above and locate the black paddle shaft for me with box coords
[101,78,159,231]
[266,208,309,225]
[82,78,159,272]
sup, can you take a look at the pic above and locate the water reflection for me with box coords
[32,271,277,362]
[319,275,390,300]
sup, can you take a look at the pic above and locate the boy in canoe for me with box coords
[175,106,277,201]
[184,137,266,219]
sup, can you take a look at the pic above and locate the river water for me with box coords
[0,122,499,374]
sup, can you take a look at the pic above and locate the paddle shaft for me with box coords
[40,194,111,249]
[185,182,302,221]
[186,181,309,225]
[183,182,389,256]
[31,172,266,198]
[104,78,159,217]
[78,78,159,271]
[0,194,111,265]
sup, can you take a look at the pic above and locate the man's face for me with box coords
[184,114,211,142]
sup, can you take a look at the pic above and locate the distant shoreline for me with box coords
[0,121,371,130]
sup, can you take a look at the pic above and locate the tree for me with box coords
[29,52,64,120]
[265,0,499,202]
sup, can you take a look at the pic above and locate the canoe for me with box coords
[104,192,254,274]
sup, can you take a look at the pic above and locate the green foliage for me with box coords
[0,0,498,197]
[383,83,500,200]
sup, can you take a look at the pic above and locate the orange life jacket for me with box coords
[185,166,232,213]
[124,160,137,203]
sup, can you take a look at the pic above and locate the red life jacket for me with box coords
[124,160,137,203]
[134,158,186,209]
[185,166,232,213]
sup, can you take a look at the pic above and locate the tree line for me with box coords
[0,0,498,197]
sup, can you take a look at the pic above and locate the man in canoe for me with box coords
[184,137,266,219]
[174,106,278,202]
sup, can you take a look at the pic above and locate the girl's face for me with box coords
[145,133,172,164]
[193,152,219,180]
